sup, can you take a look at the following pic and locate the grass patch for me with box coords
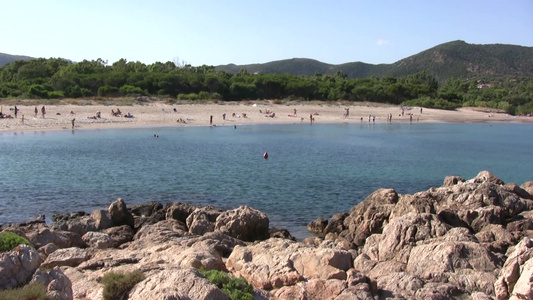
[0,231,32,252]
[0,282,52,300]
[101,270,145,300]
[199,268,254,300]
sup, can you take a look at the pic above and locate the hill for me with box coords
[0,52,33,66]
[216,41,533,82]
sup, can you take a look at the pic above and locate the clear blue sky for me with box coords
[1,0,532,66]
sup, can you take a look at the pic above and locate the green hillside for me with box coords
[0,53,32,67]
[215,41,533,82]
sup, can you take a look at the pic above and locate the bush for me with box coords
[199,268,253,300]
[0,231,31,252]
[0,282,51,300]
[102,270,145,300]
[120,85,145,96]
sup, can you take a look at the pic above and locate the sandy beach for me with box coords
[0,100,531,133]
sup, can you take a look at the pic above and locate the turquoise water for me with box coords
[0,122,532,239]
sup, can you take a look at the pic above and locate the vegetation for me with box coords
[101,270,145,300]
[0,231,32,252]
[0,282,52,300]
[199,268,254,300]
[0,41,532,115]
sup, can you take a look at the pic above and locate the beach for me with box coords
[0,99,531,132]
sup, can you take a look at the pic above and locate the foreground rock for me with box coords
[1,171,532,299]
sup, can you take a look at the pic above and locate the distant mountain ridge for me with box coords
[0,52,33,66]
[2,41,532,82]
[215,41,533,82]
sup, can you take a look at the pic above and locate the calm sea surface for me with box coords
[0,122,531,239]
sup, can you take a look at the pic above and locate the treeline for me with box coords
[0,58,532,114]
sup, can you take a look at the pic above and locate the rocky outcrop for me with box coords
[215,205,270,241]
[0,245,42,290]
[3,171,532,299]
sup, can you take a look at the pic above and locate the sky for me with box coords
[1,0,532,66]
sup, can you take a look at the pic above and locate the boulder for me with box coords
[227,238,353,290]
[307,217,328,237]
[41,247,92,269]
[0,244,42,290]
[104,225,135,247]
[108,198,134,228]
[443,175,465,187]
[269,228,296,241]
[186,207,221,235]
[470,170,505,185]
[215,205,269,241]
[89,209,114,231]
[128,268,230,300]
[82,231,115,249]
[521,181,533,196]
[494,237,533,300]
[31,267,73,300]
[129,201,163,217]
[26,228,85,249]
[131,219,189,249]
[165,202,198,223]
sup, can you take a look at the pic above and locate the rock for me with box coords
[272,279,348,300]
[41,247,92,269]
[505,183,533,200]
[269,228,296,241]
[443,175,465,187]
[131,219,189,249]
[307,218,328,237]
[89,209,114,231]
[128,268,230,300]
[104,225,135,247]
[129,201,163,217]
[165,202,198,223]
[215,205,269,241]
[38,243,59,258]
[82,231,115,249]
[31,267,73,300]
[475,224,517,254]
[470,170,505,185]
[521,181,533,196]
[186,207,221,235]
[227,238,352,290]
[0,244,42,290]
[324,213,349,235]
[183,231,246,257]
[108,198,134,229]
[26,228,85,249]
[494,237,533,300]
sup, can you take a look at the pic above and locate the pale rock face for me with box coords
[494,237,533,300]
[215,205,270,241]
[108,198,134,228]
[32,267,73,300]
[26,228,85,249]
[41,247,92,269]
[0,244,42,290]
[128,268,230,300]
[82,231,115,249]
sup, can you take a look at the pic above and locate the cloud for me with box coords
[376,39,389,46]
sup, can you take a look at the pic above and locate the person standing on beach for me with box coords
[34,106,38,117]
[71,118,75,129]
[41,106,46,118]
[14,106,19,118]
[310,113,313,124]
[210,115,213,125]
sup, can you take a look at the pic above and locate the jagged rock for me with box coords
[26,228,85,249]
[307,217,328,237]
[31,267,73,300]
[128,268,230,300]
[186,207,221,235]
[0,245,42,290]
[108,198,134,229]
[183,231,246,257]
[165,202,198,223]
[51,214,97,236]
[471,170,505,185]
[443,175,465,187]
[475,224,517,254]
[269,228,296,241]
[104,225,135,247]
[227,238,352,290]
[494,237,533,300]
[131,219,189,249]
[38,243,59,257]
[505,183,533,200]
[89,209,114,231]
[521,181,533,196]
[41,247,92,269]
[215,205,269,241]
[82,231,114,249]
[129,201,163,217]
[324,212,349,235]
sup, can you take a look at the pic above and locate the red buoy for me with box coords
[263,152,268,159]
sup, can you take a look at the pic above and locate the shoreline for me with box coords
[1,100,532,133]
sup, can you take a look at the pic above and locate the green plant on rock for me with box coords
[101,270,145,300]
[0,282,52,300]
[0,231,32,252]
[199,268,254,300]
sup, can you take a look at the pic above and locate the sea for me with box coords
[0,122,532,240]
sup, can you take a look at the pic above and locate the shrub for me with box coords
[102,270,145,300]
[0,282,51,300]
[199,268,253,300]
[0,231,31,252]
